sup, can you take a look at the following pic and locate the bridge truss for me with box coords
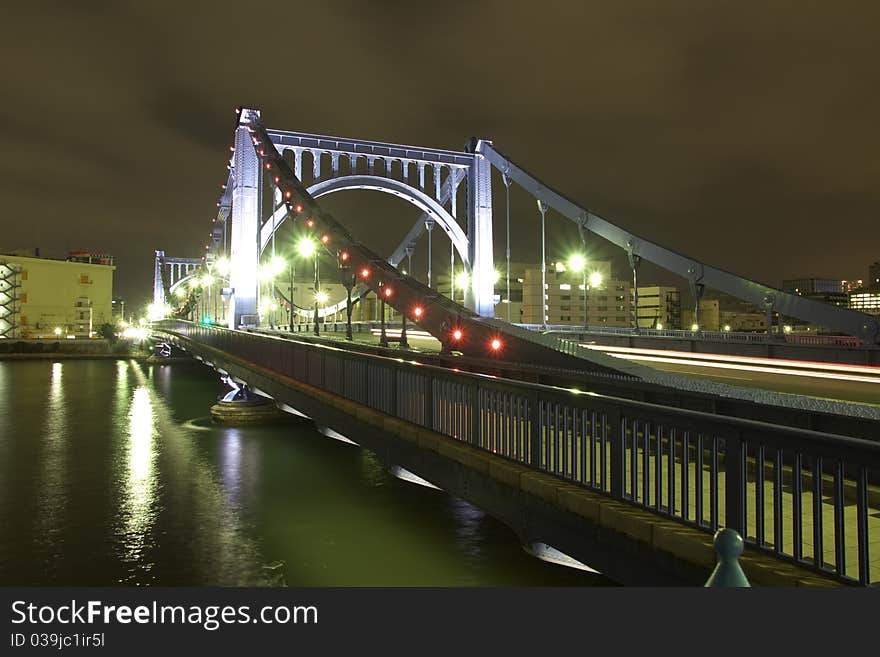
[158,106,879,348]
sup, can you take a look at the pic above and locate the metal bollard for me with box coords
[704,528,751,587]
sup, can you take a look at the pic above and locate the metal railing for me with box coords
[517,323,866,348]
[157,320,880,585]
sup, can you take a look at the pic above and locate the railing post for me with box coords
[609,407,624,499]
[724,432,745,536]
[423,373,434,431]
[705,528,750,587]
[390,364,398,416]
[529,391,541,469]
[469,382,480,447]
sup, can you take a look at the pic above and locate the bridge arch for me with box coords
[259,175,470,267]
[257,175,470,319]
[168,272,200,296]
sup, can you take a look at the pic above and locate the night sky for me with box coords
[2,1,878,311]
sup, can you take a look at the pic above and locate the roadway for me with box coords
[274,326,880,408]
[583,345,880,408]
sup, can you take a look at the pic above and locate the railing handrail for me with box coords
[516,323,869,348]
[155,320,880,458]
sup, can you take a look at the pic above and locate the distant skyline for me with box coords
[2,2,879,311]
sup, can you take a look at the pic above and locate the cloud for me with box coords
[2,0,879,309]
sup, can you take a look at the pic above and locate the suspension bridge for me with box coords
[152,107,880,586]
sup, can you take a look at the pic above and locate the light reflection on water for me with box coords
[118,385,158,578]
[221,429,243,508]
[0,359,608,587]
[34,362,67,577]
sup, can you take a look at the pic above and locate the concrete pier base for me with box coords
[209,398,291,425]
[210,381,292,425]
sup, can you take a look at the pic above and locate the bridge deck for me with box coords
[157,320,880,585]
[269,325,880,408]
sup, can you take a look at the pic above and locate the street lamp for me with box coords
[297,237,320,336]
[201,273,215,324]
[567,253,587,329]
[315,289,328,329]
[537,200,549,329]
[455,271,469,304]
[257,256,286,327]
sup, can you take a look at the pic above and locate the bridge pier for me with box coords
[209,376,289,425]
[228,109,261,329]
[466,141,495,317]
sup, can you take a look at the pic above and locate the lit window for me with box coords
[559,283,571,290]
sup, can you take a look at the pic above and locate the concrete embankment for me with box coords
[0,339,148,360]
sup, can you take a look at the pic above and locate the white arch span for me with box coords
[258,175,470,318]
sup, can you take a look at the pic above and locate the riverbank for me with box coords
[0,339,149,360]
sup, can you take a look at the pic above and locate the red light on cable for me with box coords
[413,306,423,318]
[295,204,304,214]
[360,268,370,278]
[490,338,502,351]
[265,163,272,170]
[452,328,463,341]
[384,287,393,298]
[305,217,314,228]
[339,251,350,262]
[321,234,330,244]
[284,190,292,199]
[274,176,280,183]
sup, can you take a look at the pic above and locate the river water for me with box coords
[0,359,608,586]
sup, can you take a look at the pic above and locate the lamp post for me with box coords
[502,172,512,322]
[378,282,389,348]
[425,220,434,288]
[588,271,602,328]
[455,271,469,305]
[537,200,549,329]
[315,290,328,335]
[342,273,355,341]
[288,261,294,330]
[312,255,319,336]
[258,256,286,328]
[296,237,319,336]
[203,273,217,324]
[568,253,587,329]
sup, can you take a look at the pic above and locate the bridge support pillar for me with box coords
[153,250,166,306]
[468,141,495,317]
[228,108,261,329]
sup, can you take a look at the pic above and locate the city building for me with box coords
[720,311,766,332]
[634,286,681,329]
[68,250,115,266]
[521,260,632,327]
[681,299,721,331]
[782,278,848,307]
[0,250,115,338]
[869,261,880,289]
[839,261,880,318]
[849,289,880,316]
